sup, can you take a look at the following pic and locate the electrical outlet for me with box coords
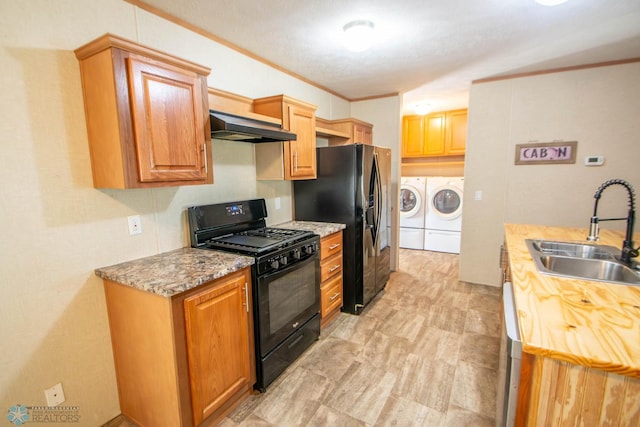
[127,215,142,235]
[44,383,65,407]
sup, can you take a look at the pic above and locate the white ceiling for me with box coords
[136,0,640,113]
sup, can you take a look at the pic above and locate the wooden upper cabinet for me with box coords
[321,118,374,145]
[253,95,317,180]
[354,123,373,145]
[74,34,212,188]
[402,109,467,158]
[285,104,317,179]
[446,110,468,155]
[402,115,424,157]
[423,113,446,155]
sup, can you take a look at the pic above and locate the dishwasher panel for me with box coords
[496,282,522,427]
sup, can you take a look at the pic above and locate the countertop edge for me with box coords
[94,220,345,298]
[275,220,346,238]
[504,223,640,379]
[95,247,254,298]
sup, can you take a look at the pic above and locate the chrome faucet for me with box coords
[587,179,639,264]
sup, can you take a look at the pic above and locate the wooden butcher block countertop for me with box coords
[504,223,640,379]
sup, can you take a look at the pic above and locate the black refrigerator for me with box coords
[293,144,391,314]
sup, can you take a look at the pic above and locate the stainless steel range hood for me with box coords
[209,110,296,143]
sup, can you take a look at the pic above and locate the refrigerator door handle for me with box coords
[376,155,383,243]
[372,151,382,245]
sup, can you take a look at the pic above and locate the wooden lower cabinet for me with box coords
[184,273,254,425]
[319,231,343,327]
[103,268,254,426]
[516,353,640,426]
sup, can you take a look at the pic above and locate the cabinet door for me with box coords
[446,110,468,155]
[184,271,252,425]
[284,104,316,179]
[402,115,425,157]
[423,113,446,156]
[320,274,343,319]
[320,251,343,283]
[356,124,373,145]
[321,232,343,259]
[353,125,365,144]
[363,126,373,145]
[128,55,208,183]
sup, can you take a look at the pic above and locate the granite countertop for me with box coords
[95,247,254,298]
[276,220,346,238]
[504,223,640,378]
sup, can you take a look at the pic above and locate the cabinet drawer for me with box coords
[321,274,343,317]
[320,252,343,283]
[321,232,343,259]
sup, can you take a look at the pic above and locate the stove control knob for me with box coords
[280,256,288,266]
[292,249,301,260]
[270,259,279,270]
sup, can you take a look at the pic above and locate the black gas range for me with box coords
[187,199,320,391]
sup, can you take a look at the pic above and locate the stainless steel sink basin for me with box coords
[525,239,640,286]
[528,239,617,260]
[538,256,640,285]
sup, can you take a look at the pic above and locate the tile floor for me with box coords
[221,249,503,426]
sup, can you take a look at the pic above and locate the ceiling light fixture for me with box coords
[534,0,569,6]
[343,20,375,52]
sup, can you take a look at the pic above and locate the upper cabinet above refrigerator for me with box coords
[316,117,374,146]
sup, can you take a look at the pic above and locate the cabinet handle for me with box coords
[202,143,208,173]
[243,282,249,313]
[329,243,341,250]
[329,292,341,302]
[329,264,341,273]
[293,151,298,172]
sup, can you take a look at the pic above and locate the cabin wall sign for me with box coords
[515,141,577,165]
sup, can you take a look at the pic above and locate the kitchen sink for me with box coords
[529,240,616,260]
[525,239,640,286]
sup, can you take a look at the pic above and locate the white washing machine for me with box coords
[425,176,464,253]
[399,176,427,250]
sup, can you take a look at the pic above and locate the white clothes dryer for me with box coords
[399,176,427,250]
[424,176,464,253]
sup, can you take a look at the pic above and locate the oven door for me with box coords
[256,253,320,356]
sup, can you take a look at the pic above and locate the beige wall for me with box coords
[0,1,402,424]
[460,62,640,286]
